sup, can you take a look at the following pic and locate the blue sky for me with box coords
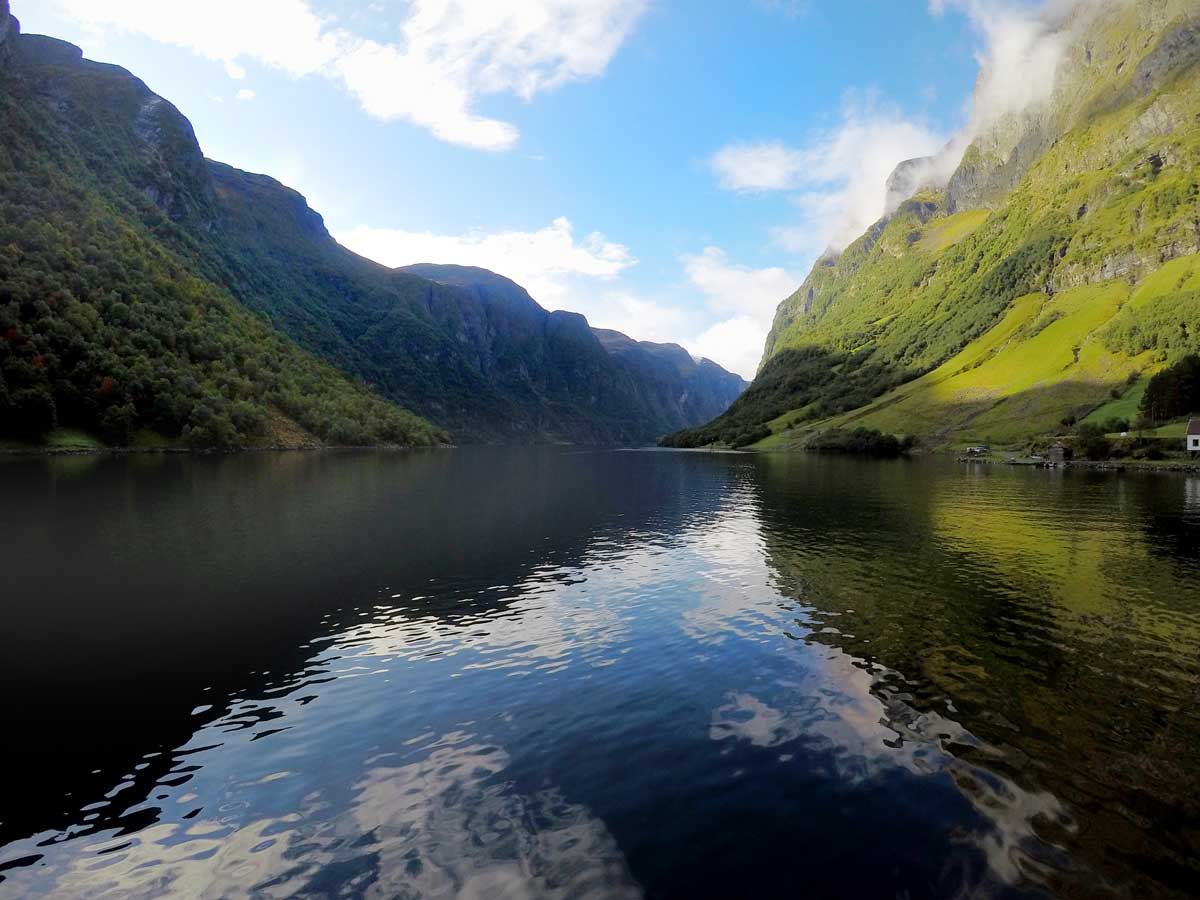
[18,1,994,377]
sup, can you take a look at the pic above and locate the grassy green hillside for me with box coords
[0,22,446,450]
[665,0,1200,451]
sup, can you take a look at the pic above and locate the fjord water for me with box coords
[0,451,1198,899]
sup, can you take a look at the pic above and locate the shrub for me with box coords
[805,427,906,457]
[731,425,771,449]
[99,401,137,446]
[1075,423,1112,460]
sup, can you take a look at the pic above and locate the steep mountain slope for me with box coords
[200,172,746,444]
[0,4,444,449]
[1,8,745,447]
[667,0,1200,449]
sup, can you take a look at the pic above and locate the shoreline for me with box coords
[0,443,452,457]
[955,454,1200,474]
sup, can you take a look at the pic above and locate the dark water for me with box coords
[1,449,1198,899]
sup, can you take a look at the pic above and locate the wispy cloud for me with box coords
[711,96,947,260]
[930,0,1068,134]
[48,0,647,151]
[752,0,811,21]
[710,141,807,192]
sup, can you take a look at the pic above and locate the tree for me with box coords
[7,387,56,436]
[1140,355,1200,424]
[99,401,137,446]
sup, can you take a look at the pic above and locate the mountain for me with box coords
[0,2,445,449]
[665,0,1200,450]
[198,170,746,444]
[400,264,748,439]
[0,6,744,448]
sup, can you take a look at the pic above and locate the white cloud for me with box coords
[48,0,646,151]
[235,88,256,102]
[683,247,798,323]
[336,216,635,309]
[712,0,1123,273]
[710,141,807,192]
[686,316,766,382]
[680,247,800,378]
[922,0,1141,184]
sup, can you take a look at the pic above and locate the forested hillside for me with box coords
[0,4,445,449]
[666,0,1200,450]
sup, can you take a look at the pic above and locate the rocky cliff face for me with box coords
[12,30,217,229]
[947,0,1198,212]
[884,156,941,216]
[0,0,18,69]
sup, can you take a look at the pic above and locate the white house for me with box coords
[1189,418,1200,453]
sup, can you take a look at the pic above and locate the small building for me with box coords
[1189,419,1200,453]
[1047,441,1073,464]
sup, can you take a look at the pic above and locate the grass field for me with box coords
[1082,377,1148,426]
[918,209,991,255]
[755,279,1168,449]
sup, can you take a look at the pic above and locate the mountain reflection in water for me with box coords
[0,449,1197,899]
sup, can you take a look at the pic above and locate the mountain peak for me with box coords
[398,263,546,317]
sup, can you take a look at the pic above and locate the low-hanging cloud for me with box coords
[932,0,1082,136]
[712,97,948,259]
[923,0,1137,180]
[48,0,647,151]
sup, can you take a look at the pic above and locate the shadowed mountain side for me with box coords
[661,346,908,448]
[201,174,749,445]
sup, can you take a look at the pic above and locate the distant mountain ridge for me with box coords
[0,5,745,447]
[400,263,748,439]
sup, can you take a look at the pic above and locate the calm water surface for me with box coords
[0,449,1198,899]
